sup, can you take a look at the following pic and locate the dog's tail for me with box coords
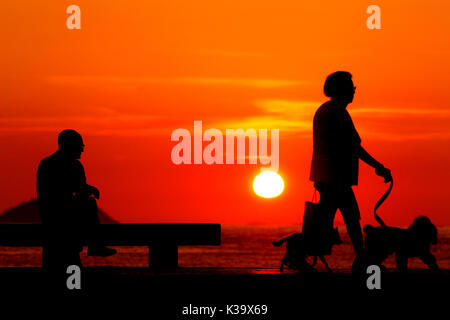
[272,238,288,247]
[374,178,393,227]
[272,234,296,247]
[272,239,286,247]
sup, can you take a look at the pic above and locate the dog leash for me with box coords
[374,177,393,227]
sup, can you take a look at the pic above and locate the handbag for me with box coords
[302,189,333,255]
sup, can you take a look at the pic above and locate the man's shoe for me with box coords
[87,246,117,257]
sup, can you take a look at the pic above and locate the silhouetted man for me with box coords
[37,129,116,270]
[310,71,392,272]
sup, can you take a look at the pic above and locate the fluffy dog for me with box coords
[362,216,439,272]
[273,228,341,272]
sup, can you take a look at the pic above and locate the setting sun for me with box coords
[253,171,285,198]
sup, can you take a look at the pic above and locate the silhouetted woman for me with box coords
[310,71,392,272]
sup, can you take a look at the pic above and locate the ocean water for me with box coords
[0,225,449,271]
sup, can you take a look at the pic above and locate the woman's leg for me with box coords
[315,182,339,232]
[337,187,366,272]
[338,187,363,256]
[314,182,339,254]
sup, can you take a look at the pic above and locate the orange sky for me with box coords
[1,1,450,225]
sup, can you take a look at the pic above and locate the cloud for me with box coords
[212,99,450,141]
[45,75,304,89]
[352,107,450,140]
[194,49,260,58]
[0,114,169,136]
[352,108,450,118]
[359,130,450,141]
[176,77,303,88]
[4,87,448,141]
[208,99,318,133]
[253,99,318,116]
[212,116,311,133]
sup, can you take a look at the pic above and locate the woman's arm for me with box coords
[359,146,392,182]
[359,145,383,169]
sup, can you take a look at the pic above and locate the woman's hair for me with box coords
[324,71,353,98]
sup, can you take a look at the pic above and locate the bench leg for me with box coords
[149,243,178,270]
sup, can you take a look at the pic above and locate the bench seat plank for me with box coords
[0,223,221,247]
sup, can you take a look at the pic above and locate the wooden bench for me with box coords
[0,223,221,269]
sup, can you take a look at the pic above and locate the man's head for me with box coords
[324,71,356,105]
[58,129,84,159]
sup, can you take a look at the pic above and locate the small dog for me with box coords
[362,216,439,272]
[273,228,342,272]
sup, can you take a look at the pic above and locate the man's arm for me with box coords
[74,161,100,199]
[359,146,392,182]
[87,184,100,199]
[75,184,100,200]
